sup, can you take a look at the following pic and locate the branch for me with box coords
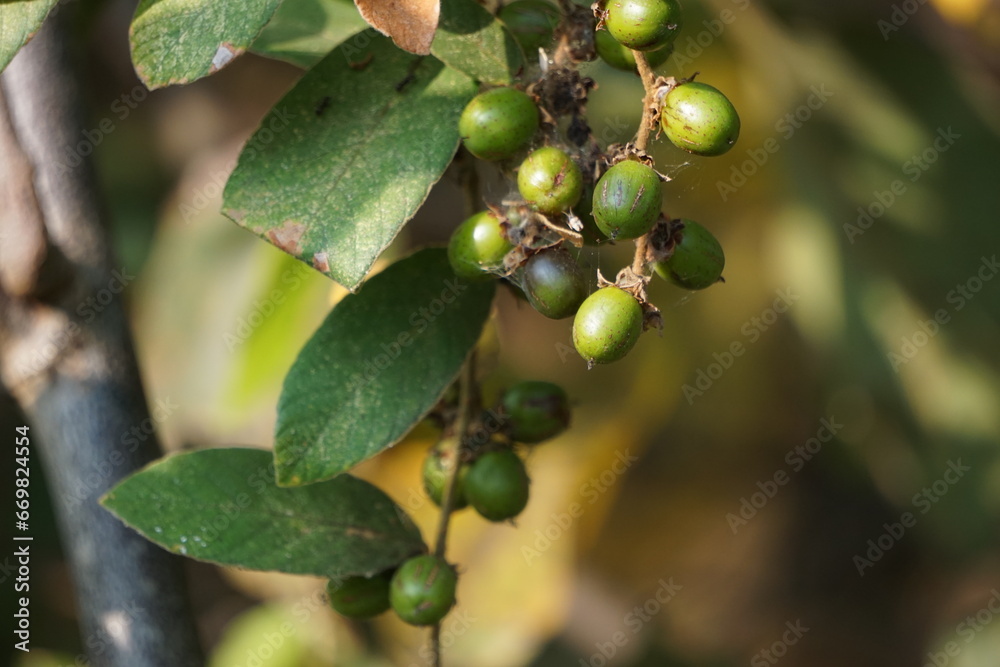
[0,13,203,667]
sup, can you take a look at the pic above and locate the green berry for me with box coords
[572,286,643,365]
[326,572,392,619]
[660,82,740,156]
[465,449,531,522]
[459,87,540,161]
[521,248,589,319]
[652,219,725,289]
[501,380,570,443]
[499,0,561,56]
[605,0,683,52]
[422,439,469,510]
[593,160,662,240]
[517,147,584,215]
[390,555,458,626]
[447,211,512,280]
[594,29,672,72]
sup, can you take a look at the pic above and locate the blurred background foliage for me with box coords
[6,0,1000,665]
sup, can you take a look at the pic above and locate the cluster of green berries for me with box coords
[444,0,737,368]
[325,381,570,626]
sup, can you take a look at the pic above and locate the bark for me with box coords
[0,13,203,667]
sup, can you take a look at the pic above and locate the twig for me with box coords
[630,50,659,279]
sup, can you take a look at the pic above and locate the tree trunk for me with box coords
[0,13,204,667]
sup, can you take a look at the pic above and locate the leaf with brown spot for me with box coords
[223,31,476,290]
[0,0,59,74]
[130,0,283,88]
[354,0,439,55]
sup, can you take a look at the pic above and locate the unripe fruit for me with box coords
[521,248,589,319]
[326,572,392,619]
[501,380,570,443]
[660,82,740,156]
[390,555,458,626]
[499,0,561,56]
[594,29,672,72]
[593,160,662,240]
[465,449,531,522]
[447,211,512,280]
[572,286,643,365]
[652,219,725,289]
[459,87,540,161]
[422,439,469,509]
[605,0,683,52]
[517,147,583,215]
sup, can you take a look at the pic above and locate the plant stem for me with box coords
[427,351,479,667]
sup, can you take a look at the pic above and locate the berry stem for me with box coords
[631,49,659,279]
[632,50,657,152]
[427,350,479,667]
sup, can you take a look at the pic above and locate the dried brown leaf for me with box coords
[354,0,440,55]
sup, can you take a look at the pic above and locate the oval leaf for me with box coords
[101,448,425,578]
[223,30,476,290]
[130,0,283,88]
[0,0,59,74]
[275,248,495,487]
[250,0,367,69]
[431,0,524,85]
[354,0,439,55]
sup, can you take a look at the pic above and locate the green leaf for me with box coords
[130,0,283,88]
[0,0,59,74]
[223,30,476,290]
[250,0,366,69]
[101,448,425,578]
[431,0,524,85]
[274,248,495,486]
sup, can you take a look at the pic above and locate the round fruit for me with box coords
[572,286,644,365]
[459,87,539,161]
[422,439,469,510]
[501,380,570,443]
[447,210,512,280]
[660,82,740,156]
[465,449,531,522]
[517,146,584,215]
[593,160,662,240]
[326,572,392,619]
[521,248,589,319]
[605,0,683,52]
[499,0,561,56]
[594,29,672,72]
[652,219,725,289]
[390,555,458,626]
